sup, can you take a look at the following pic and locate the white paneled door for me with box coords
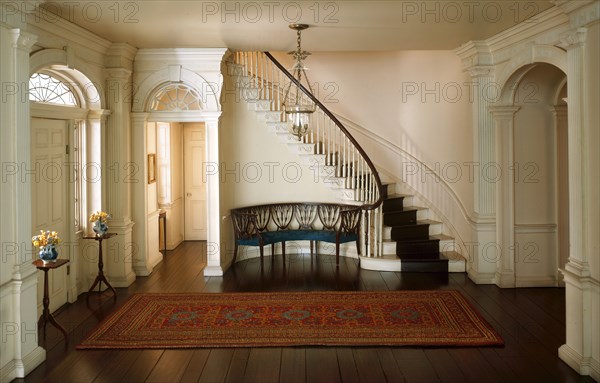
[31,118,70,314]
[184,123,207,240]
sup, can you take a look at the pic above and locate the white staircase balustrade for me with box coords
[231,51,384,259]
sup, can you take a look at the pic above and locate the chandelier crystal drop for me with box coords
[282,24,316,141]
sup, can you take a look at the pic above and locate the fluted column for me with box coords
[550,105,569,277]
[455,41,499,283]
[468,66,497,218]
[490,106,520,288]
[81,110,108,288]
[0,26,46,379]
[103,64,136,287]
[557,25,598,378]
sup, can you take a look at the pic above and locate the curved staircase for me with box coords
[229,52,466,273]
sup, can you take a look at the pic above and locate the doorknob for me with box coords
[187,192,192,197]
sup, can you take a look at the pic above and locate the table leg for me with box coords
[38,269,68,343]
[163,215,167,254]
[87,238,117,301]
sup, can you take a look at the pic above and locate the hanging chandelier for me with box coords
[282,24,315,141]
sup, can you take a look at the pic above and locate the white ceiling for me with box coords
[39,0,555,51]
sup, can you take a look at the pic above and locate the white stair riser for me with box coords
[267,122,290,134]
[256,111,282,122]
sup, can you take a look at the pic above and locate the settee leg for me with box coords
[336,241,340,267]
[282,241,286,258]
[310,241,313,255]
[259,245,264,259]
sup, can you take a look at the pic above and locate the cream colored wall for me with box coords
[219,65,340,263]
[272,50,474,244]
[220,75,341,205]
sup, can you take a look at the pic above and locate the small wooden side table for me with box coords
[33,258,69,343]
[82,233,117,301]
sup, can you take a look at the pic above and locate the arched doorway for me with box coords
[28,65,104,312]
[130,48,227,277]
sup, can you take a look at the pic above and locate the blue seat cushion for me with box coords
[237,230,357,246]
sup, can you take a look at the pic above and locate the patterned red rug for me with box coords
[77,291,503,349]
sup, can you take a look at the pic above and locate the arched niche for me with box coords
[492,61,568,288]
[495,44,567,101]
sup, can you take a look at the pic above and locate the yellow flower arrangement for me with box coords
[31,230,61,249]
[89,210,110,223]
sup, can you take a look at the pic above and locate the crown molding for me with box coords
[24,6,112,56]
[485,6,568,53]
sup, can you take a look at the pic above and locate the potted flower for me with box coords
[32,230,61,263]
[89,211,110,236]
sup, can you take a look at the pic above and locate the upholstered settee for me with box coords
[231,203,361,266]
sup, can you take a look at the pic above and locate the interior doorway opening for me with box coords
[154,121,207,252]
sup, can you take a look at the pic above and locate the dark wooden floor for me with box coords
[16,241,594,383]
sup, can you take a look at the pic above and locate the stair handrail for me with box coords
[264,52,383,211]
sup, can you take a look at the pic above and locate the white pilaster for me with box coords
[550,105,569,283]
[0,26,46,381]
[557,21,600,380]
[103,43,138,287]
[490,106,520,288]
[455,42,498,283]
[204,115,224,276]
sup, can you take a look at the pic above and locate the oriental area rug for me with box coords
[77,291,503,349]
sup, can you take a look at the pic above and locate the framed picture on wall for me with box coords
[147,154,156,184]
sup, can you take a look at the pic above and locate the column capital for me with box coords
[558,27,587,49]
[105,42,138,71]
[130,112,149,123]
[455,41,493,71]
[549,104,568,117]
[9,29,37,52]
[87,109,111,120]
[466,66,495,78]
[489,105,521,118]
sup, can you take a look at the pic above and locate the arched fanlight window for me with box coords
[29,73,78,106]
[150,83,202,111]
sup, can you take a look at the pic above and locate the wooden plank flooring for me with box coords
[14,241,595,383]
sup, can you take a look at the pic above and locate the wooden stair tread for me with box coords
[384,219,441,228]
[440,250,464,261]
[430,234,454,241]
[384,193,411,199]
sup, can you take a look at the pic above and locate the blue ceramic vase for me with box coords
[93,220,108,236]
[39,245,58,263]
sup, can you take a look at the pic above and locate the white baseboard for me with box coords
[467,269,496,284]
[559,344,600,381]
[0,346,46,381]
